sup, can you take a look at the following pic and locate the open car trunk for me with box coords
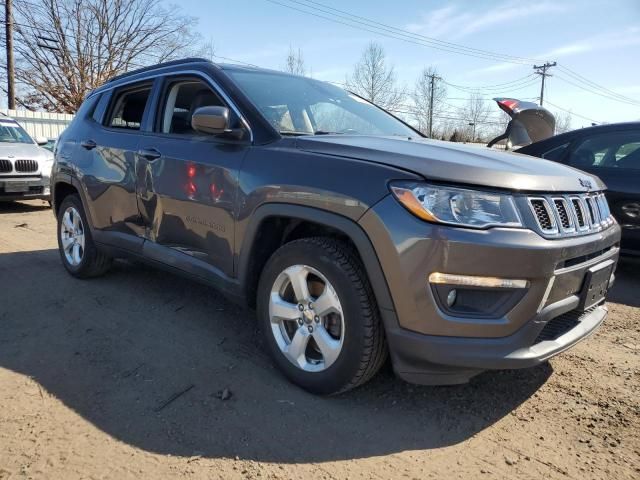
[487,98,555,149]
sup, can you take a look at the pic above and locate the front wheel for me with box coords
[257,237,387,394]
[57,194,112,278]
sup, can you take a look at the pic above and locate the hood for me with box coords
[0,142,52,161]
[296,135,605,193]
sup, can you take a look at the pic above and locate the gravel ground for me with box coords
[0,200,638,480]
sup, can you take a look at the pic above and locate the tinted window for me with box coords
[159,79,225,135]
[92,93,110,123]
[568,132,640,171]
[226,70,416,137]
[107,86,151,130]
[541,143,568,161]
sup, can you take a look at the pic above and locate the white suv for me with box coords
[0,114,54,202]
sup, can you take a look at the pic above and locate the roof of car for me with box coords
[553,121,640,139]
[105,58,292,85]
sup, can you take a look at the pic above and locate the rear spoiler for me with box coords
[487,98,555,149]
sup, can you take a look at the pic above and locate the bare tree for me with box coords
[196,38,216,62]
[413,66,446,136]
[463,93,492,142]
[347,41,404,111]
[10,0,200,112]
[283,46,306,76]
[554,111,573,134]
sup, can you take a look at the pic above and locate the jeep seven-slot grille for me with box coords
[14,159,38,173]
[553,199,572,230]
[528,193,613,238]
[571,198,586,228]
[0,159,11,173]
[530,199,555,231]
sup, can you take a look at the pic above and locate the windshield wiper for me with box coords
[279,131,312,136]
[314,130,343,135]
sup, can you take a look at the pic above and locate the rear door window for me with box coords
[106,85,152,130]
[568,132,640,171]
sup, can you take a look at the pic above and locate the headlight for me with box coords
[390,182,522,229]
[40,158,54,176]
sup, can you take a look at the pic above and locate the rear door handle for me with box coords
[137,148,161,161]
[80,139,97,150]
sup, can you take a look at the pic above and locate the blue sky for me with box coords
[178,0,640,129]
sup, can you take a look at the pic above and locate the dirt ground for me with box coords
[0,200,638,480]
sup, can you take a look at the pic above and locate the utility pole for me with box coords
[427,73,440,138]
[533,61,556,106]
[5,0,16,109]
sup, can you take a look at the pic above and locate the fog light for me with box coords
[447,289,457,307]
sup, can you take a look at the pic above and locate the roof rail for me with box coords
[106,57,212,84]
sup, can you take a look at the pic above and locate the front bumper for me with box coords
[0,176,50,201]
[359,195,621,385]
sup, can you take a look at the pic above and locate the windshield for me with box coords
[0,122,34,144]
[226,70,417,137]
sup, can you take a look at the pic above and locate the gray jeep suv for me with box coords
[50,58,621,394]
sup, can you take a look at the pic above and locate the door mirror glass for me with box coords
[191,106,230,135]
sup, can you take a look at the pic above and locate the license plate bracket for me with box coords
[4,182,30,193]
[579,260,615,310]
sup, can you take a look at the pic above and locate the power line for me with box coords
[293,0,539,64]
[557,64,640,105]
[555,72,640,107]
[262,0,536,65]
[544,99,601,124]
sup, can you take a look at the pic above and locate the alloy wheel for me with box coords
[269,264,345,372]
[60,206,85,266]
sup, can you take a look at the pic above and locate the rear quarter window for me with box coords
[541,143,569,161]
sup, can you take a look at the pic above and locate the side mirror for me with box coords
[35,136,48,146]
[191,106,230,135]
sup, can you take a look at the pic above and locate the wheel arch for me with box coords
[237,203,395,315]
[52,174,95,229]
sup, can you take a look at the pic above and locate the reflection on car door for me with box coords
[136,76,249,278]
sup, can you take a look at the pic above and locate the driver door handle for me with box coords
[80,139,97,150]
[137,148,161,161]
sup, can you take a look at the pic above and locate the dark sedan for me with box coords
[516,122,640,257]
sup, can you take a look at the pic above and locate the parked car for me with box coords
[51,58,620,394]
[42,138,57,152]
[516,123,640,258]
[488,99,639,258]
[0,113,54,202]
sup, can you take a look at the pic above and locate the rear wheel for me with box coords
[57,194,111,278]
[257,237,387,394]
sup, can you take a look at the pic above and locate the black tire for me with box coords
[257,237,387,395]
[56,194,112,278]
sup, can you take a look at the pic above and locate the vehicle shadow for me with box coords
[0,200,50,214]
[0,249,552,463]
[608,258,640,308]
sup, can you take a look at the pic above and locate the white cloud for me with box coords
[406,2,566,40]
[469,27,640,77]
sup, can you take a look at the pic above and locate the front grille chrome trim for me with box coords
[552,197,576,233]
[527,192,613,239]
[528,197,559,235]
